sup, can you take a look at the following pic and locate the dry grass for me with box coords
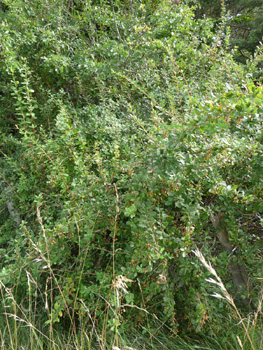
[0,245,262,349]
[193,249,263,350]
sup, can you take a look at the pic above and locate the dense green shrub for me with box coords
[0,0,262,339]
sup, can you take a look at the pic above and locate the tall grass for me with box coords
[194,249,263,350]
[0,249,262,349]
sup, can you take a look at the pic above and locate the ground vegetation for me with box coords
[0,0,262,348]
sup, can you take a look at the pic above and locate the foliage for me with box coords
[0,0,262,342]
[194,0,263,64]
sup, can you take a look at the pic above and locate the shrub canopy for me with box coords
[0,0,262,336]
